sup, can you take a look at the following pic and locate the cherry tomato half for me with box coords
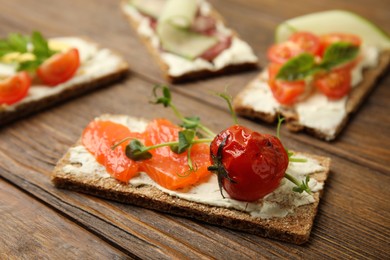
[289,31,321,55]
[210,125,289,202]
[319,33,362,55]
[0,71,31,105]
[37,48,80,86]
[314,68,352,100]
[268,63,306,105]
[267,42,301,64]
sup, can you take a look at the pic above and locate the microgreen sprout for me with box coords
[215,89,238,125]
[151,85,216,138]
[276,115,311,194]
[284,174,312,194]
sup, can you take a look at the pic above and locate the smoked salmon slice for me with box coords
[141,119,211,190]
[82,120,143,182]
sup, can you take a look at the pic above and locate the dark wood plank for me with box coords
[1,0,389,258]
[0,179,128,259]
[1,77,389,258]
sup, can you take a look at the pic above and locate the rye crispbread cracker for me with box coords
[0,38,128,126]
[234,51,390,141]
[120,0,258,83]
[52,115,331,244]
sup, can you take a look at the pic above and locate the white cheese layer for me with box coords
[62,115,326,219]
[122,1,258,77]
[239,45,380,140]
[0,37,125,111]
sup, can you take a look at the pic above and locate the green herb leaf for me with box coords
[125,139,152,161]
[216,90,238,125]
[292,175,312,194]
[0,33,29,57]
[31,31,55,59]
[18,59,42,72]
[151,85,172,107]
[171,129,196,154]
[276,53,315,81]
[181,116,200,129]
[320,42,359,70]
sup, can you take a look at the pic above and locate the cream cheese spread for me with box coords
[239,45,380,140]
[122,1,258,76]
[0,37,124,112]
[62,115,326,219]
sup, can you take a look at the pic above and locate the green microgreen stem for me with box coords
[152,85,216,138]
[215,90,238,125]
[284,173,312,194]
[289,157,308,163]
[111,137,132,150]
[276,116,284,139]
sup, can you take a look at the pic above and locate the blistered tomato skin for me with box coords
[210,125,289,202]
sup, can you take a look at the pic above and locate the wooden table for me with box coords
[1,0,389,258]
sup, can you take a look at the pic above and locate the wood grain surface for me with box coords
[0,0,389,259]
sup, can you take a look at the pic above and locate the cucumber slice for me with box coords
[157,23,217,60]
[131,0,166,19]
[276,10,390,50]
[157,0,218,60]
[159,0,196,28]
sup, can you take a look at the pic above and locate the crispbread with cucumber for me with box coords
[52,86,331,244]
[0,32,128,126]
[121,0,258,83]
[234,10,390,141]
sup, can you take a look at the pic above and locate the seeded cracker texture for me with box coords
[51,115,331,245]
[0,37,128,126]
[233,51,390,141]
[120,0,258,83]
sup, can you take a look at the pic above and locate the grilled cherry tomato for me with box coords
[0,71,31,105]
[142,119,211,190]
[319,33,361,55]
[314,68,352,100]
[268,63,306,105]
[267,42,301,64]
[37,48,80,86]
[209,125,289,202]
[289,31,321,55]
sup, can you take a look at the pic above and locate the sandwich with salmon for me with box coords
[52,86,331,244]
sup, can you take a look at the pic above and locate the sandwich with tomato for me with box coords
[0,32,128,125]
[121,0,258,83]
[234,10,390,140]
[52,86,331,244]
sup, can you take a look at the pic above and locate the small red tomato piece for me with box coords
[267,42,301,64]
[289,31,321,55]
[0,71,31,105]
[210,125,289,202]
[319,33,361,56]
[37,48,80,86]
[268,63,306,105]
[314,68,352,100]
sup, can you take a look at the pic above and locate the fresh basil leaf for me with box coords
[31,31,53,59]
[17,59,42,72]
[276,53,315,81]
[320,42,359,70]
[8,33,29,53]
[125,139,152,161]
